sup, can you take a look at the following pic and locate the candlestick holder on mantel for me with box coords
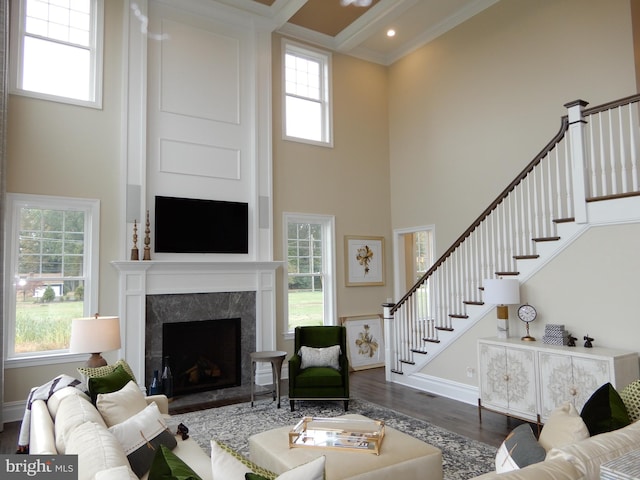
[143,210,151,261]
[130,220,139,260]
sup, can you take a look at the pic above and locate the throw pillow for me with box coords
[109,402,177,477]
[88,364,135,404]
[211,439,324,480]
[580,382,631,436]
[495,423,546,473]
[299,345,341,370]
[96,380,148,427]
[78,359,137,382]
[538,402,590,451]
[148,444,202,480]
[620,379,640,422]
[211,440,277,480]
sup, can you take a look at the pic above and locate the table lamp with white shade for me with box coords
[69,314,121,367]
[483,278,520,338]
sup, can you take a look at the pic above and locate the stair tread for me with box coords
[435,326,454,332]
[553,217,575,224]
[495,271,520,276]
[410,349,428,355]
[514,254,539,259]
[532,236,561,242]
[423,338,440,343]
[449,314,469,319]
[464,301,484,305]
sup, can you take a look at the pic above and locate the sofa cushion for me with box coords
[580,383,631,435]
[495,424,546,473]
[547,419,640,480]
[471,457,583,480]
[299,345,341,370]
[148,444,202,480]
[539,402,590,451]
[211,439,324,480]
[95,465,139,480]
[88,364,136,404]
[65,420,136,480]
[293,367,344,387]
[108,402,177,477]
[620,379,640,422]
[96,380,148,427]
[54,392,107,453]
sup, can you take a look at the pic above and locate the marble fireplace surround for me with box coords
[111,260,282,391]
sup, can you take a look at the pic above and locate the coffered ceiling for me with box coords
[212,0,499,65]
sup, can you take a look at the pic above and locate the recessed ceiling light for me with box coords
[387,29,396,38]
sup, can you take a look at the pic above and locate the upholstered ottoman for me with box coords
[248,414,443,480]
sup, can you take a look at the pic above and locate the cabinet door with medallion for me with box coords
[539,351,609,420]
[479,341,538,422]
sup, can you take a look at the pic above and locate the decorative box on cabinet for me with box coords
[478,338,639,425]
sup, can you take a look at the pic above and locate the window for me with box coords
[284,213,336,333]
[10,0,104,108]
[282,39,332,146]
[5,194,100,364]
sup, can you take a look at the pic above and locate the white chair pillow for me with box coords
[299,345,341,370]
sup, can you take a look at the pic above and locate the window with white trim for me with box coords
[10,0,104,108]
[282,39,332,146]
[284,213,336,332]
[5,194,100,362]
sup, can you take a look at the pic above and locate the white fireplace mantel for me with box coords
[111,260,283,383]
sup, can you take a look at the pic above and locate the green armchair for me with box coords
[288,326,350,412]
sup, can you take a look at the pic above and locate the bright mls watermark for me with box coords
[1,455,77,479]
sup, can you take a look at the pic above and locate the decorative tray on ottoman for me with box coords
[288,416,385,455]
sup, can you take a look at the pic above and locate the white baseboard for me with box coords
[389,371,479,406]
[4,400,26,424]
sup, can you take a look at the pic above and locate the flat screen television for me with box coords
[155,196,249,254]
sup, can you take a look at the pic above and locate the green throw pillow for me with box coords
[149,445,202,480]
[87,364,134,403]
[246,474,269,480]
[580,382,631,435]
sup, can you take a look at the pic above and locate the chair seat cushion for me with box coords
[294,367,344,388]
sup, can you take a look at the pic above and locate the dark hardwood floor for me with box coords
[0,367,520,453]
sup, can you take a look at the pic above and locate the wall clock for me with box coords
[517,304,537,341]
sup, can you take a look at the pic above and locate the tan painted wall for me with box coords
[272,35,393,355]
[385,0,639,386]
[4,0,124,403]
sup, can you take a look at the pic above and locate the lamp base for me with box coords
[521,335,536,341]
[85,353,107,368]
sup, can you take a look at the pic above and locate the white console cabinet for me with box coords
[478,338,639,424]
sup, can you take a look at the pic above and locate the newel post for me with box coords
[382,301,395,382]
[565,99,590,224]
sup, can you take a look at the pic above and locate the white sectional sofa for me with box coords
[28,384,212,480]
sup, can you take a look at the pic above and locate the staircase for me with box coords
[384,94,640,380]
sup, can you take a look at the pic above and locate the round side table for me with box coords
[250,351,287,408]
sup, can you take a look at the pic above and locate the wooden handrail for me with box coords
[581,93,640,117]
[391,115,570,314]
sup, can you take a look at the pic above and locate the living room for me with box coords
[1,0,640,474]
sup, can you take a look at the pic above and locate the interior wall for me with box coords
[4,0,124,403]
[386,0,638,389]
[272,34,392,354]
[388,0,636,251]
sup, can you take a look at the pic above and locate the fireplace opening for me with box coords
[162,318,241,396]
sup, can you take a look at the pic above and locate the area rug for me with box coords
[169,396,496,480]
